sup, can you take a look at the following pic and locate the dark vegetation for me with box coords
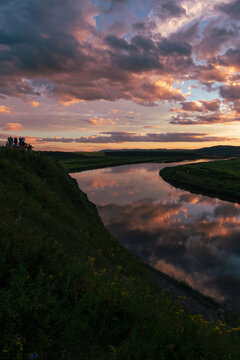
[193,145,240,156]
[39,150,206,172]
[1,148,240,359]
[160,158,240,204]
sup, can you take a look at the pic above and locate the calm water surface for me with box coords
[71,161,240,310]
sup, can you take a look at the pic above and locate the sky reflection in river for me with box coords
[72,162,240,310]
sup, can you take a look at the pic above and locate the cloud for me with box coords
[0,0,240,138]
[152,0,233,37]
[0,105,11,113]
[105,34,137,51]
[169,22,200,43]
[220,85,240,101]
[217,0,240,19]
[171,99,221,113]
[195,22,237,58]
[87,116,117,126]
[2,122,23,131]
[156,0,186,19]
[28,101,40,108]
[218,47,240,69]
[38,131,229,143]
[0,0,196,106]
[158,39,192,56]
[170,112,240,125]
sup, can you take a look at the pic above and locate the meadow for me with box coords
[39,150,205,172]
[160,158,240,204]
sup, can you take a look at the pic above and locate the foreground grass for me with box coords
[39,150,206,172]
[1,149,240,359]
[160,158,240,204]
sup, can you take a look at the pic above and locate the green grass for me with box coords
[39,150,206,172]
[160,158,240,203]
[1,148,240,359]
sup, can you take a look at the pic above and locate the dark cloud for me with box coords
[170,22,199,43]
[38,131,229,143]
[196,22,237,57]
[218,47,240,68]
[131,35,155,51]
[101,0,128,13]
[105,34,137,51]
[104,35,193,82]
[217,0,240,19]
[156,0,186,19]
[0,0,88,74]
[220,85,240,101]
[158,40,192,57]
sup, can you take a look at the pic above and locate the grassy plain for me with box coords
[39,150,205,172]
[1,148,240,359]
[160,158,240,203]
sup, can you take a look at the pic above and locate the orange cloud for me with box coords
[88,116,117,126]
[28,101,40,108]
[58,95,85,106]
[3,122,23,131]
[0,105,11,114]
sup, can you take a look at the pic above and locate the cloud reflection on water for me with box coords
[72,162,240,310]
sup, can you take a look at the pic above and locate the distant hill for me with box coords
[101,146,240,157]
[194,145,240,156]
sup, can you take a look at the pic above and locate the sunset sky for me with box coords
[1,0,240,151]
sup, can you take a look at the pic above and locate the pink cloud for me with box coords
[3,123,23,131]
[38,131,230,143]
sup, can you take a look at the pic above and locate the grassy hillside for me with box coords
[39,150,205,172]
[1,148,240,359]
[160,158,240,204]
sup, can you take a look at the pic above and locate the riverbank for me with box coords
[160,158,240,204]
[39,150,211,172]
[1,148,240,359]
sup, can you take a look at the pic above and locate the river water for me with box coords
[71,160,240,310]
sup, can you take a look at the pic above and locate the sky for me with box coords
[1,0,240,151]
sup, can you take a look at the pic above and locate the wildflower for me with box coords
[30,352,38,359]
[230,327,240,331]
[16,337,23,351]
[88,257,95,263]
[51,283,56,290]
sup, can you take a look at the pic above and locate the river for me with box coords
[71,160,240,311]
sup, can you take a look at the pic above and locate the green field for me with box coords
[160,158,240,204]
[39,150,207,172]
[1,148,240,359]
